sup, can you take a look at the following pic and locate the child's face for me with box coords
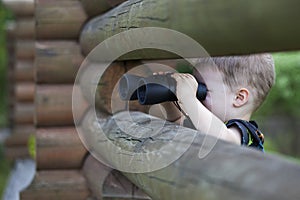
[193,67,235,122]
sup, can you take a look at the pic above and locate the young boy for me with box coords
[161,54,275,151]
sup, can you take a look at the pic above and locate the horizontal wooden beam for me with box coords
[80,0,300,59]
[35,41,84,84]
[20,170,90,200]
[35,0,87,39]
[2,0,34,17]
[35,85,88,126]
[80,0,127,17]
[81,111,300,200]
[36,127,87,169]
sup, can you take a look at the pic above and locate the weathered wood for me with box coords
[4,146,30,162]
[15,18,35,39]
[80,0,300,58]
[12,125,35,135]
[35,85,88,126]
[79,61,151,114]
[9,126,35,147]
[5,21,16,128]
[15,82,35,102]
[35,41,84,83]
[15,40,35,59]
[20,170,90,200]
[14,61,34,82]
[14,103,34,124]
[83,155,151,200]
[2,0,34,17]
[4,132,32,147]
[81,111,300,200]
[36,127,87,169]
[35,0,88,39]
[80,0,126,17]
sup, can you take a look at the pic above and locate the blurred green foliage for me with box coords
[0,2,13,127]
[0,144,10,198]
[257,52,300,117]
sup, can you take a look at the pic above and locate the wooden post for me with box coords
[36,127,87,169]
[35,41,84,84]
[34,85,88,126]
[80,0,300,58]
[20,170,90,200]
[80,0,126,17]
[35,0,87,39]
[81,111,300,200]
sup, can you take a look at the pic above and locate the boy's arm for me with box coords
[171,73,241,144]
[159,102,185,124]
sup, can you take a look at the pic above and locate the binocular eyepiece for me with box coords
[119,74,207,105]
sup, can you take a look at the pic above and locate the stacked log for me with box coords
[3,0,35,162]
[12,0,300,199]
[20,0,91,199]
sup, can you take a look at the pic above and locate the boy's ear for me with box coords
[233,88,249,107]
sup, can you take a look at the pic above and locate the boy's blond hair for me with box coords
[195,54,275,111]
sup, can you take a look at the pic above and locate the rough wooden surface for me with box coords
[34,85,88,126]
[15,40,35,59]
[5,125,35,147]
[35,41,84,83]
[79,61,152,114]
[36,127,87,169]
[15,18,35,39]
[20,170,90,200]
[83,155,151,200]
[35,0,87,39]
[80,0,300,58]
[14,103,34,124]
[81,111,300,200]
[14,61,34,82]
[2,0,34,17]
[4,146,30,162]
[81,0,126,17]
[15,82,35,102]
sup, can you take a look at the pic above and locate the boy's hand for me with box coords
[171,73,198,103]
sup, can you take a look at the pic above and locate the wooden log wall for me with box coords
[19,0,91,199]
[5,0,299,199]
[3,0,35,162]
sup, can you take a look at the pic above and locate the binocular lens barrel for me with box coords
[119,74,140,100]
[119,74,207,105]
[137,75,177,105]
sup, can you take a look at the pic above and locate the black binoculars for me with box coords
[118,73,207,105]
